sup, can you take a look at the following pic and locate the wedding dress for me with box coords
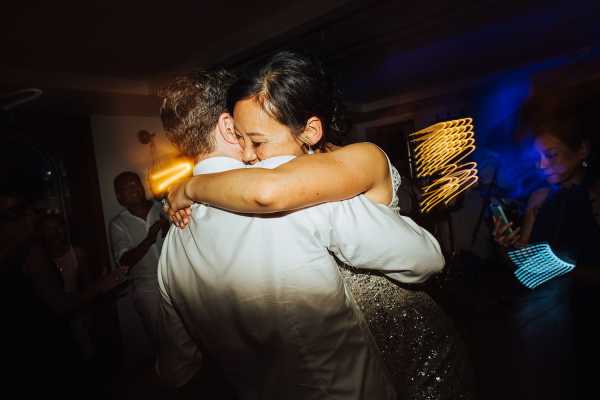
[338,161,474,400]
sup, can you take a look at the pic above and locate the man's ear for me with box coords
[300,116,323,146]
[217,112,237,144]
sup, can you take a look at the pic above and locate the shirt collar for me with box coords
[121,201,160,222]
[253,155,297,170]
[193,157,246,175]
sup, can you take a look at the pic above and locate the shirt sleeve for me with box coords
[156,263,203,388]
[109,220,131,266]
[328,196,445,283]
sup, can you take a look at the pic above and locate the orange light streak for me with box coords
[409,118,479,213]
[150,160,193,195]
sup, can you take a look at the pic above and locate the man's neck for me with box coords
[193,152,244,175]
[127,200,152,220]
[196,150,239,164]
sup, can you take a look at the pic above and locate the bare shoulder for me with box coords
[330,142,388,165]
[330,142,392,201]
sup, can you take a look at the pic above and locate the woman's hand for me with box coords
[166,179,193,229]
[492,216,522,248]
[169,208,191,229]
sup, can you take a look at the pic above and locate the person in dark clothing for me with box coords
[1,182,126,398]
[493,113,599,399]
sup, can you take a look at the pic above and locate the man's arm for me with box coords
[110,221,162,269]
[327,196,444,284]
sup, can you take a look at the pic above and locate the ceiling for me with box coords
[1,0,599,115]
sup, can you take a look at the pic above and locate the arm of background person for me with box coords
[110,220,161,270]
[492,188,549,249]
[25,246,126,318]
[168,142,391,216]
[327,197,445,284]
[156,266,203,388]
[25,246,84,317]
[519,187,550,245]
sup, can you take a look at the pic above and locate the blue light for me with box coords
[507,243,575,289]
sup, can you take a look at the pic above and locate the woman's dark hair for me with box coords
[518,91,598,175]
[227,50,349,149]
[518,91,588,151]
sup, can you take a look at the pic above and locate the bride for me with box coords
[166,51,474,399]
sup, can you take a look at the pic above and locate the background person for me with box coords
[109,171,169,368]
[492,98,599,399]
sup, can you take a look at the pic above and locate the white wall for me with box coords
[91,115,179,265]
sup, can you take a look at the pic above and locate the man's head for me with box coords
[160,70,243,161]
[39,213,67,251]
[114,171,146,208]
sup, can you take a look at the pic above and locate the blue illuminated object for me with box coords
[507,243,575,289]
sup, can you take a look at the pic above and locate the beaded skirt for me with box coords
[338,265,475,400]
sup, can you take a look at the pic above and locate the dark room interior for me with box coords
[2,1,600,399]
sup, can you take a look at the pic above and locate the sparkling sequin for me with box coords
[338,265,475,400]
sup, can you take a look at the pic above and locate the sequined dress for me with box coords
[338,162,474,400]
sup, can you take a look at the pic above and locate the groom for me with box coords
[156,70,444,399]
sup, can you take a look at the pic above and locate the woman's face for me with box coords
[41,217,66,249]
[233,97,305,162]
[534,134,586,185]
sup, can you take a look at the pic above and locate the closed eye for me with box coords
[233,128,245,143]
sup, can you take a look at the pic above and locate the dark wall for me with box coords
[1,110,110,275]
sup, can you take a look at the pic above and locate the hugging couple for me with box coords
[157,50,473,400]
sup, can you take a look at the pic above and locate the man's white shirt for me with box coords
[109,201,164,279]
[157,155,443,399]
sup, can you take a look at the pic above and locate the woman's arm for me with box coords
[519,187,550,246]
[25,246,127,318]
[167,142,392,215]
[492,188,550,249]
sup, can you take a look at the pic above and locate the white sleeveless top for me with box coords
[386,156,402,211]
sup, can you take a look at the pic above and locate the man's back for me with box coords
[159,198,394,399]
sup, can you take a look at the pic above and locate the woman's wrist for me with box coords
[183,177,195,203]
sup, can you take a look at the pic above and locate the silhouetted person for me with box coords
[109,171,168,366]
